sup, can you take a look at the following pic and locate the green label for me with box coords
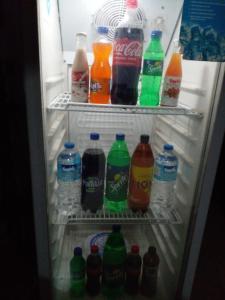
[143,59,163,76]
[105,164,129,201]
[103,264,124,287]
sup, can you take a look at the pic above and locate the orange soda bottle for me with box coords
[160,40,182,107]
[90,27,112,104]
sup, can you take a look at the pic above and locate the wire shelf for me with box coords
[48,92,203,117]
[50,206,182,225]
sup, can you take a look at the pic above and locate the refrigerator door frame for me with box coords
[179,63,225,300]
[19,1,225,300]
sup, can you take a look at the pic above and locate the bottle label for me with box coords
[70,269,85,280]
[72,70,89,102]
[83,177,104,193]
[113,38,143,67]
[161,76,181,106]
[103,264,124,287]
[90,78,110,95]
[154,162,177,182]
[130,166,153,204]
[143,60,163,76]
[57,163,81,182]
[142,265,158,286]
[105,164,129,201]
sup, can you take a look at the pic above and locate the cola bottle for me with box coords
[111,0,144,105]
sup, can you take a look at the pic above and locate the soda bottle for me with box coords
[102,224,127,298]
[57,142,81,215]
[105,133,130,212]
[81,133,106,213]
[125,245,142,295]
[90,27,112,104]
[128,135,154,212]
[141,246,160,297]
[71,32,89,102]
[70,247,86,297]
[151,144,178,212]
[86,245,102,297]
[111,0,144,105]
[140,30,164,106]
[160,40,182,106]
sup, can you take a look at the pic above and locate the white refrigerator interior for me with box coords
[37,0,223,299]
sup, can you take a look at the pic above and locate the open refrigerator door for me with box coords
[35,0,225,299]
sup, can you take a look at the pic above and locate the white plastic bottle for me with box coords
[151,144,178,212]
[57,142,81,215]
[71,32,89,102]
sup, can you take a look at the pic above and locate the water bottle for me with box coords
[57,142,81,215]
[151,144,178,211]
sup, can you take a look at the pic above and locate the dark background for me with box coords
[0,1,224,300]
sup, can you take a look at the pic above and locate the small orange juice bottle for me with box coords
[160,40,182,107]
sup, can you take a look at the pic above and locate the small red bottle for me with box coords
[86,245,102,296]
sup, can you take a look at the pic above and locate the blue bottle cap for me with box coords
[74,247,82,256]
[97,26,109,34]
[164,144,173,151]
[151,30,162,38]
[90,132,100,140]
[116,133,125,141]
[112,224,121,232]
[64,142,75,149]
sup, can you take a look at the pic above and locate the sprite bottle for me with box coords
[70,247,86,297]
[105,133,130,212]
[140,30,164,106]
[102,224,127,298]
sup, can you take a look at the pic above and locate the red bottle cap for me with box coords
[91,245,99,254]
[126,0,138,9]
[131,244,139,254]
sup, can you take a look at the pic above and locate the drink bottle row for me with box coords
[57,133,178,215]
[71,0,182,107]
[70,225,160,298]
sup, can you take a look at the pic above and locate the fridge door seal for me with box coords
[179,62,225,300]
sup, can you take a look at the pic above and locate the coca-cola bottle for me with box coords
[111,0,144,105]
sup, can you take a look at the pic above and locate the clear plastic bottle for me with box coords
[57,142,81,215]
[151,144,178,211]
[71,32,89,102]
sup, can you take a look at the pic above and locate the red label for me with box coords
[113,38,143,67]
[71,70,89,102]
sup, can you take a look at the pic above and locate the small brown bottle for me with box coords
[141,246,160,297]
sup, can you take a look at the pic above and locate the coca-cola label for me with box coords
[71,70,89,102]
[113,38,143,67]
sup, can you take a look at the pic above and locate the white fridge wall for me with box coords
[58,0,183,52]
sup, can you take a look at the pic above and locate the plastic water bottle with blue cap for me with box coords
[57,142,81,215]
[151,144,178,211]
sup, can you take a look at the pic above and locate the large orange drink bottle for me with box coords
[160,40,182,106]
[128,135,154,212]
[90,27,112,104]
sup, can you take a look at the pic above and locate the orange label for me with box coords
[90,78,110,96]
[129,166,153,206]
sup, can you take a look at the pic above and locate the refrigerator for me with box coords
[20,0,225,299]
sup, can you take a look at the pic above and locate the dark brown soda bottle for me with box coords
[125,245,142,295]
[128,135,154,212]
[86,245,102,296]
[141,246,160,297]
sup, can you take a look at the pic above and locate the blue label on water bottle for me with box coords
[57,163,81,182]
[143,60,163,76]
[154,162,177,182]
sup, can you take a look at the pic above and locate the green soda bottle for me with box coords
[105,133,130,212]
[70,247,86,297]
[102,224,127,298]
[140,30,164,106]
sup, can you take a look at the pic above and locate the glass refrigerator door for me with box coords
[31,0,225,299]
